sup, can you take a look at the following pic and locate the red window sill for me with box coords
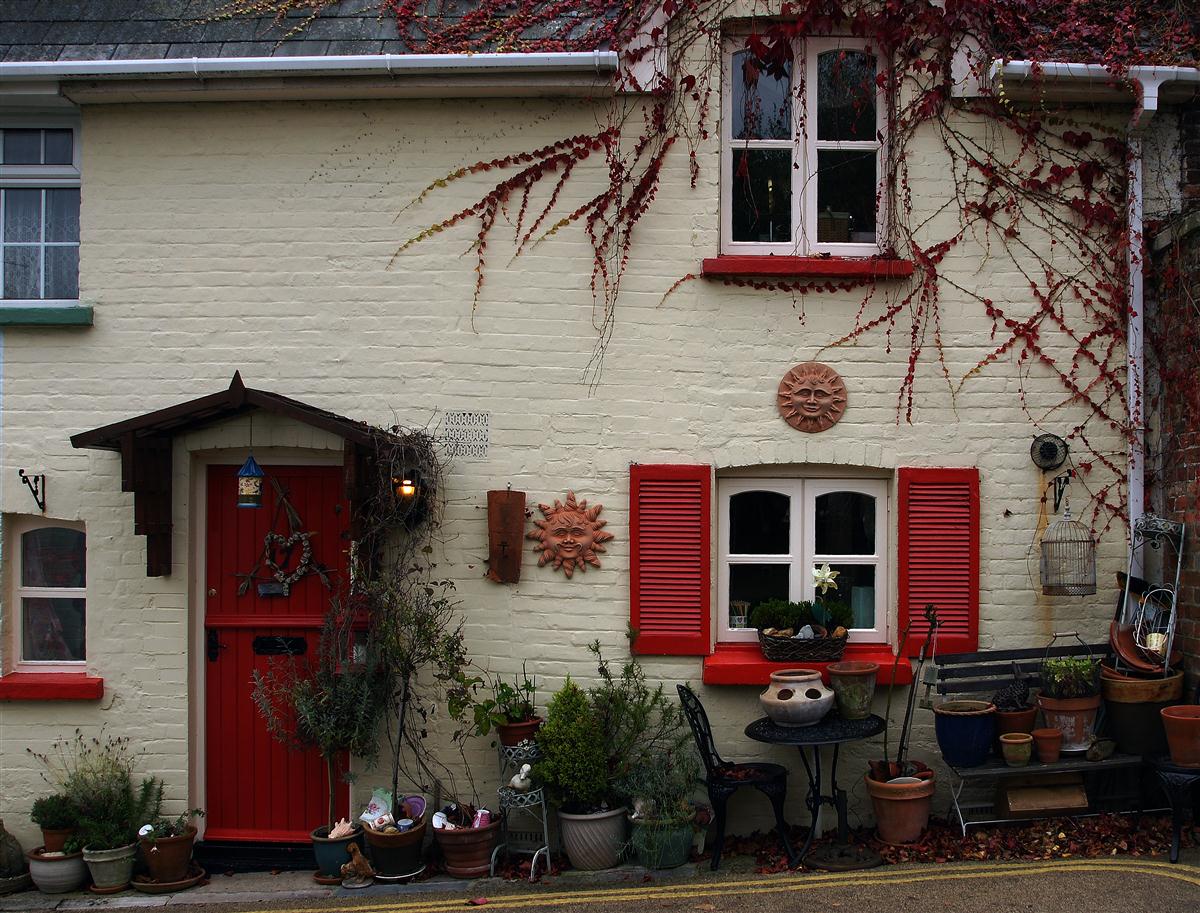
[701,643,913,686]
[701,256,915,280]
[0,672,105,701]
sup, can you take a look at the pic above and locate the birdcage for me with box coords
[1040,508,1097,595]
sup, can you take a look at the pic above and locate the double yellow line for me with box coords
[252,857,1200,913]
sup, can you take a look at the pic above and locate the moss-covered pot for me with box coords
[83,844,136,890]
[629,819,693,869]
[827,661,879,720]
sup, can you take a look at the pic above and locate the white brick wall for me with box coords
[0,94,1129,847]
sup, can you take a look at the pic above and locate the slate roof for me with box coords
[0,0,459,63]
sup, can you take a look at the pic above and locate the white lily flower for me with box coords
[813,563,839,594]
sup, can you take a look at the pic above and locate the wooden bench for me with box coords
[922,641,1146,834]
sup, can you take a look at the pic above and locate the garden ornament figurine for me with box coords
[777,362,848,433]
[340,843,374,888]
[508,763,533,792]
[527,491,614,577]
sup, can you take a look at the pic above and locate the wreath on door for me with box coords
[237,475,332,597]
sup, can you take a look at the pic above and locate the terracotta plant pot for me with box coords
[311,824,363,879]
[1037,694,1101,753]
[433,818,501,878]
[26,848,87,894]
[994,706,1038,752]
[558,807,627,870]
[496,718,542,747]
[1031,728,1063,763]
[759,669,835,727]
[864,773,935,845]
[1161,705,1200,767]
[40,829,73,854]
[934,701,996,767]
[999,732,1033,767]
[827,661,879,720]
[138,826,196,884]
[1102,668,1184,756]
[83,843,136,891]
[364,817,426,877]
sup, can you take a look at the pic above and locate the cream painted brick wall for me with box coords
[0,93,1130,846]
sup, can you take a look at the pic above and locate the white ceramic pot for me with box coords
[26,849,86,894]
[759,668,835,727]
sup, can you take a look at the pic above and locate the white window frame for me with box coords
[0,116,82,306]
[720,35,884,257]
[8,516,87,674]
[717,478,888,644]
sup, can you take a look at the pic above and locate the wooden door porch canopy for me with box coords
[71,372,390,577]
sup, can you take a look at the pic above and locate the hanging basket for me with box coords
[1040,510,1096,595]
[758,631,848,662]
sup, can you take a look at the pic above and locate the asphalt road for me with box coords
[185,859,1200,913]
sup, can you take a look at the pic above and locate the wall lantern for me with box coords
[237,454,265,508]
[1040,506,1097,596]
[393,471,419,500]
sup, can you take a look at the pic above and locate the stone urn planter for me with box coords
[1037,694,1101,753]
[864,773,935,845]
[827,661,879,720]
[1161,705,1200,767]
[1101,667,1183,756]
[433,819,501,878]
[558,807,626,870]
[26,849,87,894]
[138,826,196,884]
[83,844,136,892]
[934,701,996,767]
[759,669,835,727]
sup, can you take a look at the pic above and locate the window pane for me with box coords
[815,563,875,629]
[731,564,789,624]
[817,50,877,141]
[44,129,73,165]
[815,491,876,554]
[816,149,876,243]
[22,597,86,662]
[732,51,791,141]
[22,527,86,587]
[3,188,41,242]
[2,129,41,164]
[3,245,39,299]
[732,149,792,243]
[45,246,79,299]
[730,490,790,554]
[45,189,80,242]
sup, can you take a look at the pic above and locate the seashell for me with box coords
[832,626,848,638]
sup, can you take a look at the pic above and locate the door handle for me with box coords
[206,629,229,662]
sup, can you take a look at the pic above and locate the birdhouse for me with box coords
[236,454,265,508]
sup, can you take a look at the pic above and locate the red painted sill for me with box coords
[701,256,915,280]
[702,643,913,686]
[0,672,104,701]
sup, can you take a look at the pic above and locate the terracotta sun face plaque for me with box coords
[777,362,847,433]
[527,491,614,578]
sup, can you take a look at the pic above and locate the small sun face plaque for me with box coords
[527,491,614,578]
[777,362,847,433]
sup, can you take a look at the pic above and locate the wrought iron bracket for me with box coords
[1052,470,1074,513]
[17,469,45,512]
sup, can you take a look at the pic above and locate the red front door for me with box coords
[204,464,351,842]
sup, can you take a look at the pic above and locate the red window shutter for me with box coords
[630,464,711,656]
[897,467,979,657]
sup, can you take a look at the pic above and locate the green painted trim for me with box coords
[0,306,93,327]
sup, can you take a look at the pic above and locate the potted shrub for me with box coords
[252,597,388,883]
[29,795,76,854]
[1037,655,1102,753]
[865,605,938,844]
[77,764,163,893]
[472,664,541,747]
[138,810,204,884]
[619,747,702,869]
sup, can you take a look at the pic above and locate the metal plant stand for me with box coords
[1115,515,1186,676]
[1151,757,1200,864]
[490,741,551,881]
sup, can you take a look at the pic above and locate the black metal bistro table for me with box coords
[745,713,885,870]
[1150,756,1200,864]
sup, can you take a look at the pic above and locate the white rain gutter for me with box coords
[992,61,1200,555]
[0,51,619,82]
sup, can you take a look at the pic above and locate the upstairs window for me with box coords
[0,124,81,303]
[721,37,883,256]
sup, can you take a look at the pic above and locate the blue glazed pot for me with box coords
[934,700,996,768]
[311,825,363,877]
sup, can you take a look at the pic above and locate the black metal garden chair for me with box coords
[677,684,796,870]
